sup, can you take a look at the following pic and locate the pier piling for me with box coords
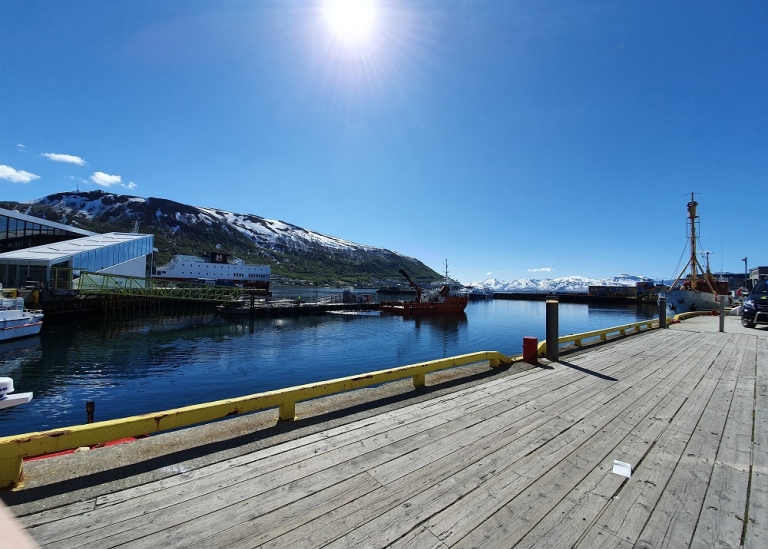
[546,296,559,362]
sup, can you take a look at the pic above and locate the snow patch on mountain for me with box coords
[469,273,654,293]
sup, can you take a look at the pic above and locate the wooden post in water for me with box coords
[546,296,559,362]
[86,400,95,423]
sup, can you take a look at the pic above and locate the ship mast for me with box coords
[687,193,699,286]
[668,192,717,293]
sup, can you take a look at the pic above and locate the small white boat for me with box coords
[0,296,44,342]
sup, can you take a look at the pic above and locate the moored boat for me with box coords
[667,193,728,315]
[0,295,44,342]
[380,266,468,315]
[467,287,495,300]
[152,248,270,290]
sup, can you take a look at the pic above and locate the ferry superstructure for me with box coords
[152,251,270,290]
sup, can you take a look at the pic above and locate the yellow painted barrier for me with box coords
[536,318,662,357]
[0,350,513,488]
[672,310,718,321]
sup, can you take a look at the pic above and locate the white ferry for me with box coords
[152,251,270,290]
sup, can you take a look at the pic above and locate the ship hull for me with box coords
[1,298,43,342]
[380,296,468,315]
[1,320,42,342]
[667,289,720,315]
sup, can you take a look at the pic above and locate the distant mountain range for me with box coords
[1,191,656,291]
[468,274,655,294]
[0,191,440,286]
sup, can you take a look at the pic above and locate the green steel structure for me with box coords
[69,271,246,302]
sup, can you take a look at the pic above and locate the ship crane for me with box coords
[398,269,423,303]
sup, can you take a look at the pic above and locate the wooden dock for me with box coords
[3,318,766,548]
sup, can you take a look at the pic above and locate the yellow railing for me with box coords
[672,310,719,321]
[536,318,663,356]
[0,350,513,488]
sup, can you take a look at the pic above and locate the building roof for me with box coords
[0,233,152,266]
[0,207,95,237]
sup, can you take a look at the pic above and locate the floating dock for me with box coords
[1,316,765,548]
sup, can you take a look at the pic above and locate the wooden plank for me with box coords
[576,332,741,547]
[578,332,742,548]
[98,382,573,549]
[314,332,712,548]
[23,373,545,542]
[636,333,744,548]
[257,339,668,548]
[745,335,768,549]
[236,354,649,548]
[444,331,715,548]
[507,336,721,549]
[388,525,450,549]
[148,472,383,549]
[691,334,754,548]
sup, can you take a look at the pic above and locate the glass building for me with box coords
[0,207,94,253]
[0,209,153,290]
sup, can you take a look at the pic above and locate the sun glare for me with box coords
[322,0,377,45]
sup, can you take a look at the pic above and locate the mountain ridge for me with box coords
[469,273,655,294]
[1,191,653,290]
[0,191,441,286]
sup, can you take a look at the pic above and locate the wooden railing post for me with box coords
[279,401,296,421]
[413,373,426,388]
[0,455,22,489]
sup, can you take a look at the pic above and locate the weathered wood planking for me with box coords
[446,331,722,548]
[691,333,753,548]
[745,335,768,549]
[12,327,765,549]
[579,332,750,548]
[488,330,723,549]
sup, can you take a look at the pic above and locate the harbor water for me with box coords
[0,291,657,437]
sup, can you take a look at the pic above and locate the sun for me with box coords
[322,0,377,45]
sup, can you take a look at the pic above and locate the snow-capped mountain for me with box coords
[2,191,440,285]
[469,274,654,294]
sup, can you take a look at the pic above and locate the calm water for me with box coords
[0,290,657,436]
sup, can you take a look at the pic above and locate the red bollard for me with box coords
[523,336,538,363]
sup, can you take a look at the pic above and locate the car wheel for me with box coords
[741,315,756,329]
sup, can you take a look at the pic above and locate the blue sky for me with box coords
[1,1,766,284]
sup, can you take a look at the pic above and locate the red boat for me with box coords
[380,268,468,315]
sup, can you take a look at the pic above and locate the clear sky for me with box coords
[1,1,766,284]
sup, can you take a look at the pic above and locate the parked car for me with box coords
[741,279,768,328]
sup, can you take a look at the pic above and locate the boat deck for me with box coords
[3,317,767,548]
